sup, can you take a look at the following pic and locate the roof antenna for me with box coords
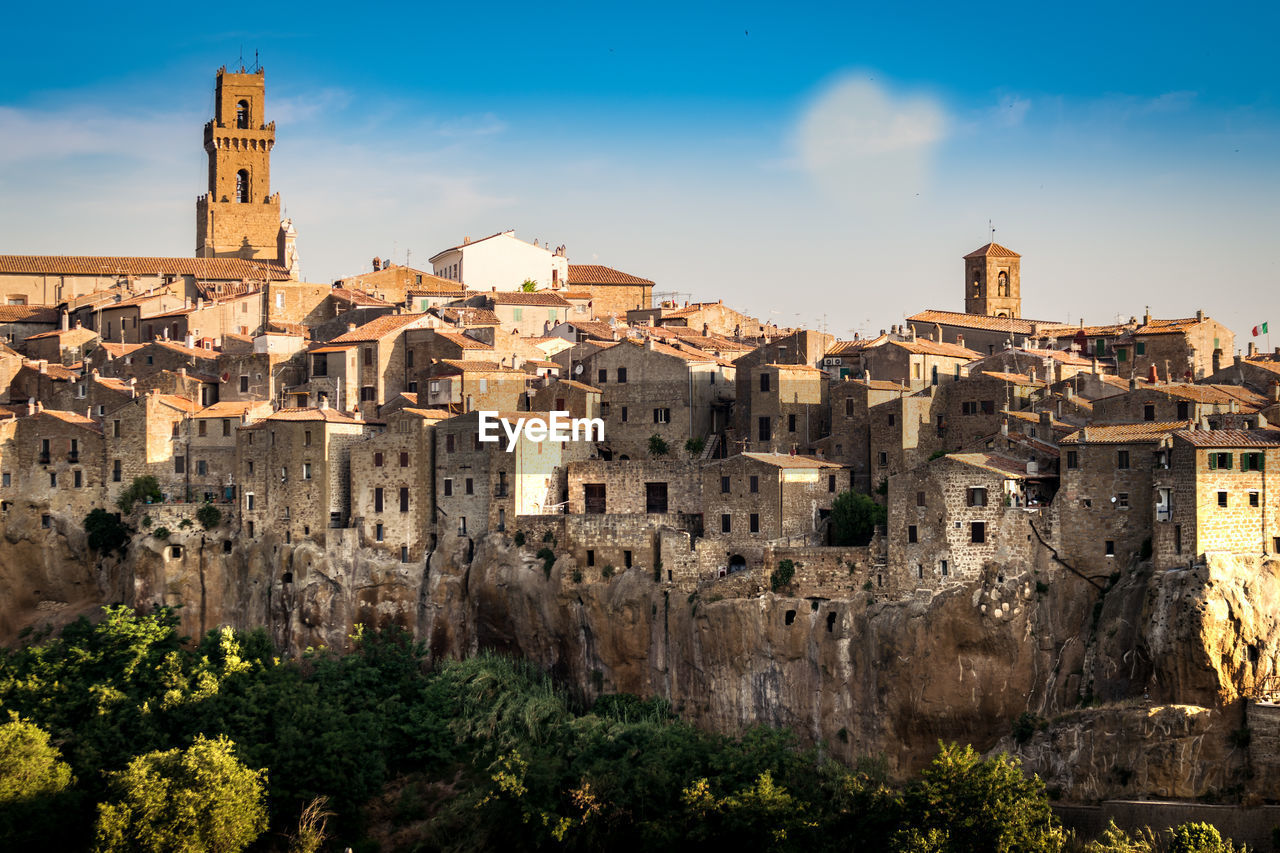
[989,219,996,244]
[238,45,245,72]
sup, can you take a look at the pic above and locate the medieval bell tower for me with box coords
[963,242,1021,318]
[195,66,283,261]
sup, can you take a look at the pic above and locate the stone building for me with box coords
[701,452,845,569]
[580,338,733,459]
[1206,349,1280,395]
[480,291,572,337]
[851,334,979,391]
[736,362,829,454]
[887,450,1050,594]
[1152,429,1280,569]
[1090,383,1265,426]
[23,322,98,366]
[104,391,200,503]
[1058,422,1188,576]
[0,406,106,520]
[566,264,655,318]
[567,458,701,516]
[187,400,273,503]
[429,231,568,291]
[822,378,908,491]
[317,313,435,418]
[235,404,377,542]
[422,361,530,413]
[963,242,1022,318]
[141,290,265,344]
[335,260,454,306]
[628,300,763,338]
[349,407,445,562]
[9,360,79,408]
[532,378,602,421]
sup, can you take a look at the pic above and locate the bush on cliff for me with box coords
[831,490,886,546]
[115,476,162,514]
[84,508,131,556]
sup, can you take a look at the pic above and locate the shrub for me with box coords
[141,515,153,529]
[831,491,887,546]
[648,434,670,457]
[84,508,131,556]
[571,569,583,584]
[178,518,193,529]
[1012,712,1046,745]
[1168,821,1242,853]
[601,564,615,579]
[770,559,795,592]
[542,529,555,544]
[196,502,222,530]
[685,436,705,457]
[536,547,556,578]
[513,530,526,547]
[153,527,171,541]
[116,476,162,514]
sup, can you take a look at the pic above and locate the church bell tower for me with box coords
[963,242,1021,318]
[195,66,284,261]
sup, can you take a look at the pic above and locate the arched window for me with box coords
[972,280,981,298]
[236,100,250,129]
[997,270,1009,297]
[235,170,250,203]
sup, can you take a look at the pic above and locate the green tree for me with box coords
[1082,820,1157,853]
[116,476,162,514]
[899,742,1062,853]
[1168,821,1242,853]
[84,508,131,556]
[195,502,222,530]
[94,734,268,853]
[649,434,670,457]
[831,491,886,546]
[685,436,706,457]
[0,718,74,805]
[520,279,538,292]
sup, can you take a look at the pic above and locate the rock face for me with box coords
[4,505,1278,796]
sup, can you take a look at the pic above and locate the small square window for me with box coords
[1066,450,1078,469]
[1250,491,1260,507]
[1105,540,1115,556]
[1218,491,1228,508]
[1117,492,1129,509]
[971,521,986,543]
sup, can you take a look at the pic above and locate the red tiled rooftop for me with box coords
[566,264,654,286]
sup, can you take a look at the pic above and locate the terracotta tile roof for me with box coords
[890,338,981,359]
[21,360,77,380]
[1136,383,1267,408]
[432,359,516,373]
[1002,409,1070,429]
[195,401,268,418]
[551,379,601,393]
[557,290,593,300]
[329,313,429,343]
[433,330,492,350]
[151,393,199,414]
[1175,428,1280,448]
[489,291,572,307]
[827,338,879,357]
[265,407,367,424]
[95,376,132,393]
[1060,422,1190,445]
[563,320,622,340]
[195,280,260,300]
[948,451,1035,478]
[738,452,843,469]
[979,370,1047,387]
[1043,323,1128,338]
[39,409,102,432]
[401,407,455,420]
[522,359,559,369]
[962,242,1021,259]
[149,340,219,360]
[330,287,392,307]
[616,337,724,365]
[852,378,908,391]
[907,309,1051,336]
[0,255,291,280]
[566,264,654,286]
[308,344,355,354]
[1134,317,1210,335]
[267,321,310,337]
[763,362,824,372]
[0,305,58,324]
[99,342,143,358]
[24,327,96,341]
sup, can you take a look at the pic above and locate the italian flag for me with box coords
[1253,322,1269,336]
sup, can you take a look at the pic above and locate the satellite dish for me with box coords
[574,364,583,375]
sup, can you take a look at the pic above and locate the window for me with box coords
[1243,452,1265,471]
[981,400,995,415]
[374,487,384,512]
[304,430,312,447]
[196,460,207,477]
[1218,491,1228,508]
[172,422,180,437]
[1105,540,1115,556]
[235,99,250,128]
[940,560,948,576]
[586,550,595,567]
[375,523,384,542]
[617,367,628,383]
[401,546,410,563]
[879,452,888,466]
[758,416,771,442]
[721,476,731,494]
[361,386,376,402]
[1176,401,1190,420]
[445,435,455,453]
[235,169,250,203]
[971,521,986,543]
[829,474,837,492]
[1208,452,1232,470]
[406,350,414,369]
[1117,348,1127,363]
[49,472,57,488]
[113,420,121,438]
[967,487,988,507]
[496,470,508,497]
[400,452,409,467]
[374,452,384,467]
[760,372,771,392]
[788,414,797,433]
[750,475,759,493]
[246,492,255,510]
[721,514,731,533]
[174,456,185,474]
[1066,450,1078,469]
[240,375,249,393]
[512,307,523,322]
[443,479,452,497]
[280,466,288,481]
[845,399,854,417]
[74,470,82,488]
[888,414,896,427]
[1117,492,1129,509]
[961,401,978,415]
[400,487,410,512]
[621,407,628,422]
[916,491,926,507]
[465,478,474,495]
[653,408,670,424]
[222,419,231,437]
[363,347,373,366]
[749,513,759,533]
[1250,491,1260,507]
[1143,404,1156,422]
[624,550,633,568]
[303,463,312,480]
[1136,341,1146,356]
[598,368,607,384]
[1174,525,1182,554]
[645,482,668,514]
[112,460,121,482]
[1116,450,1130,470]
[584,484,606,514]
[908,525,918,543]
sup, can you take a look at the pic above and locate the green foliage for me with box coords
[1167,821,1243,853]
[195,502,222,531]
[928,449,947,461]
[770,559,796,593]
[649,433,670,457]
[116,476,162,514]
[572,569,583,584]
[831,490,887,546]
[84,508,131,557]
[141,515,152,529]
[178,518,192,529]
[542,529,555,543]
[900,742,1063,853]
[513,530,526,547]
[536,547,556,578]
[152,527,171,541]
[875,477,889,496]
[1012,712,1047,745]
[93,734,268,853]
[0,718,76,844]
[1081,820,1159,853]
[601,564,615,579]
[520,279,538,292]
[685,436,706,457]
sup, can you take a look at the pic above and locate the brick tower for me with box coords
[963,242,1021,318]
[196,66,283,260]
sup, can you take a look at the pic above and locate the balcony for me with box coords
[37,453,50,465]
[67,452,79,464]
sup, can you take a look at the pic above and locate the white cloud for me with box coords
[794,73,947,206]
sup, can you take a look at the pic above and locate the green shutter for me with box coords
[1117,348,1127,363]
[1136,341,1146,356]
[1095,339,1106,356]
[513,307,523,322]
[1208,453,1217,470]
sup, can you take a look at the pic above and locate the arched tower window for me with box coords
[972,280,981,298]
[235,170,250,203]
[997,270,1009,297]
[236,100,250,129]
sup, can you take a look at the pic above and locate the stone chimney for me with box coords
[352,407,362,422]
[1248,342,1257,358]
[1234,353,1243,367]
[646,337,656,351]
[37,360,47,375]
[178,367,186,378]
[1272,381,1280,403]
[1064,385,1074,400]
[1196,309,1205,322]
[1000,418,1009,436]
[372,257,382,272]
[956,334,965,349]
[184,332,194,350]
[129,378,136,399]
[26,397,35,416]
[1039,410,1052,430]
[347,323,356,333]
[1129,377,1138,390]
[60,311,69,331]
[35,401,42,413]
[196,297,205,311]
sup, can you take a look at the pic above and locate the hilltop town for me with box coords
[4,67,1280,820]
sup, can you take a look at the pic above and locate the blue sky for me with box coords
[2,1,1278,343]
